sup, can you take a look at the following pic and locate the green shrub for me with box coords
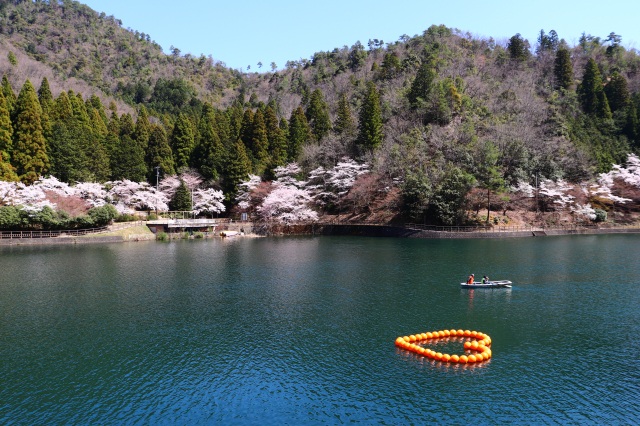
[0,206,22,229]
[594,209,607,223]
[88,204,119,226]
[115,213,137,222]
[157,231,169,241]
[193,231,204,239]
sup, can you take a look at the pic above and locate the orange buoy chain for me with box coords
[395,329,492,363]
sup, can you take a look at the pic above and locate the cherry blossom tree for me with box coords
[306,158,370,208]
[538,179,575,209]
[235,174,262,210]
[256,185,318,224]
[192,188,225,216]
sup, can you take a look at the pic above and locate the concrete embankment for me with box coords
[311,224,640,239]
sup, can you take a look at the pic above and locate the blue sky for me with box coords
[81,0,640,71]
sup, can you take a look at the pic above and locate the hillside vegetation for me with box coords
[0,0,640,228]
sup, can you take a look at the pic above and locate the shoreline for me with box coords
[2,222,640,246]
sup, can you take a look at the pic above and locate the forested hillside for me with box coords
[1,0,640,227]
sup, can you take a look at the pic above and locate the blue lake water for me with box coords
[1,235,639,424]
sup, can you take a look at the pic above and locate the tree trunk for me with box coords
[486,188,491,223]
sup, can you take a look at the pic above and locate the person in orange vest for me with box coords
[467,274,475,284]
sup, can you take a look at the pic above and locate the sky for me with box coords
[81,0,640,71]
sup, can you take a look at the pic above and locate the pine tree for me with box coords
[12,80,49,183]
[357,81,383,150]
[287,106,311,161]
[171,113,195,171]
[553,48,573,90]
[305,89,331,141]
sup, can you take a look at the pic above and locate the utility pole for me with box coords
[155,166,160,215]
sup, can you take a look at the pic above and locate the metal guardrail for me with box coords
[0,226,109,239]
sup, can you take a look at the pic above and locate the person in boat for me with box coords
[482,275,489,284]
[467,274,475,284]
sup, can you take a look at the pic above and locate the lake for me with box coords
[1,235,639,425]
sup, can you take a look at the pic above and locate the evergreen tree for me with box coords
[51,91,73,122]
[37,77,53,144]
[87,109,111,181]
[334,93,356,137]
[48,91,95,182]
[0,91,13,156]
[146,123,175,180]
[104,111,120,166]
[86,94,108,126]
[171,113,195,171]
[474,142,505,223]
[12,80,49,183]
[507,34,530,62]
[305,89,331,141]
[169,180,192,211]
[192,104,223,180]
[111,133,147,181]
[408,60,437,107]
[430,166,475,225]
[577,58,611,119]
[37,77,53,116]
[69,92,89,123]
[85,133,110,182]
[119,113,135,139]
[227,101,244,143]
[604,71,630,113]
[357,82,383,150]
[553,48,573,90]
[1,75,16,117]
[287,106,311,161]
[249,109,269,170]
[239,108,254,149]
[134,105,151,150]
[264,105,287,171]
[214,108,232,149]
[223,139,252,202]
[0,91,18,181]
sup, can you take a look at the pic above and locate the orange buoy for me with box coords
[395,329,492,364]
